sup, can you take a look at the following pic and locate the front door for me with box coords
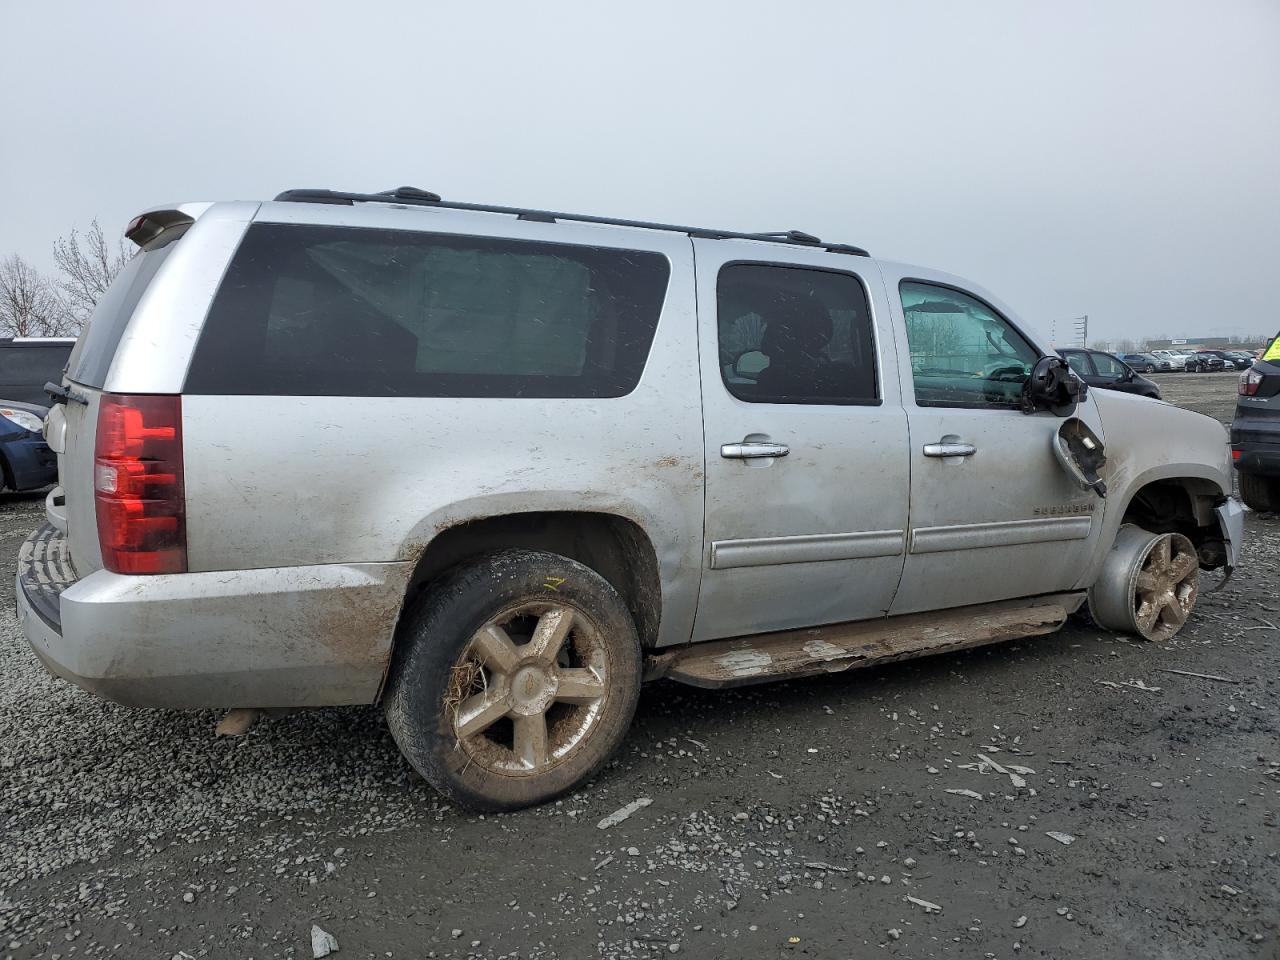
[692,241,910,641]
[885,273,1105,615]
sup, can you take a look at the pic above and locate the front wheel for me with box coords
[1240,472,1279,513]
[384,549,642,811]
[1088,526,1199,642]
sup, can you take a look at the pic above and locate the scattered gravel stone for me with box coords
[597,797,653,829]
[310,924,339,958]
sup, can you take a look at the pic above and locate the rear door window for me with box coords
[1092,352,1128,378]
[716,263,878,404]
[184,224,672,398]
[1062,351,1094,377]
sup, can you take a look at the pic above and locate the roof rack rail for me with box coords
[272,187,870,257]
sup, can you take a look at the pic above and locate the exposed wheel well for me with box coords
[1120,478,1226,567]
[402,511,663,649]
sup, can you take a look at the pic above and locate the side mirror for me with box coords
[1021,355,1085,416]
[1052,417,1107,498]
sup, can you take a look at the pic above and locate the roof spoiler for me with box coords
[124,202,213,247]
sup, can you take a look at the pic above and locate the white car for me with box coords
[1152,349,1195,371]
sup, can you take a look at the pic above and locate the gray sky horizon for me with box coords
[2,0,1277,345]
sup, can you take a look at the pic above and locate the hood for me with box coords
[1089,388,1232,495]
[0,398,51,419]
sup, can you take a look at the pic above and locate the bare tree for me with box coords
[0,255,73,337]
[52,220,131,327]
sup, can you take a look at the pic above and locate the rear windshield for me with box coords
[0,344,74,405]
[184,223,672,398]
[66,230,185,388]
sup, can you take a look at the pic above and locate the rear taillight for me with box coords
[1240,368,1263,396]
[94,394,186,574]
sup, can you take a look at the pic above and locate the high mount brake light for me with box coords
[94,394,186,574]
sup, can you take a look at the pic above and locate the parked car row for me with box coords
[1146,348,1256,372]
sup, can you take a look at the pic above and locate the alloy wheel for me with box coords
[1131,533,1199,642]
[447,602,608,776]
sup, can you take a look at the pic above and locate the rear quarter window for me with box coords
[66,230,184,388]
[184,223,672,398]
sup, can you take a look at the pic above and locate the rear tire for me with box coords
[384,549,642,812]
[1240,473,1279,513]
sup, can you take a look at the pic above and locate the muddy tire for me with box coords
[384,549,642,812]
[1088,526,1199,642]
[1240,473,1279,513]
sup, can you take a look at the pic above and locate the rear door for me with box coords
[885,269,1105,615]
[692,241,909,641]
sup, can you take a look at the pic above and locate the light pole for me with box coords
[1051,315,1089,348]
[1073,315,1088,348]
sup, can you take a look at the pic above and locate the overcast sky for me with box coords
[2,0,1277,344]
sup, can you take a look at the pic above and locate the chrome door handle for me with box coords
[923,441,977,458]
[721,441,790,460]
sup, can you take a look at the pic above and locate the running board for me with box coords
[652,593,1085,689]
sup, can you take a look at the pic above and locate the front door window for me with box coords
[900,281,1038,409]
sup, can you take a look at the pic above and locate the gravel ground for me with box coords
[2,371,1277,960]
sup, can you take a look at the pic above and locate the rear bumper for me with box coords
[1231,414,1280,476]
[17,523,411,709]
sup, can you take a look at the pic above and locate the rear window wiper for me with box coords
[44,381,87,406]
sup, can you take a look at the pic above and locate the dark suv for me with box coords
[1198,349,1251,371]
[1232,335,1280,511]
[1189,350,1226,372]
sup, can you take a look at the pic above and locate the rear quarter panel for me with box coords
[181,211,704,648]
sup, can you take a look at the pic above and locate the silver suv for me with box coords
[18,188,1245,811]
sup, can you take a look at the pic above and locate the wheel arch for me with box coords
[398,509,665,654]
[1109,470,1230,567]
